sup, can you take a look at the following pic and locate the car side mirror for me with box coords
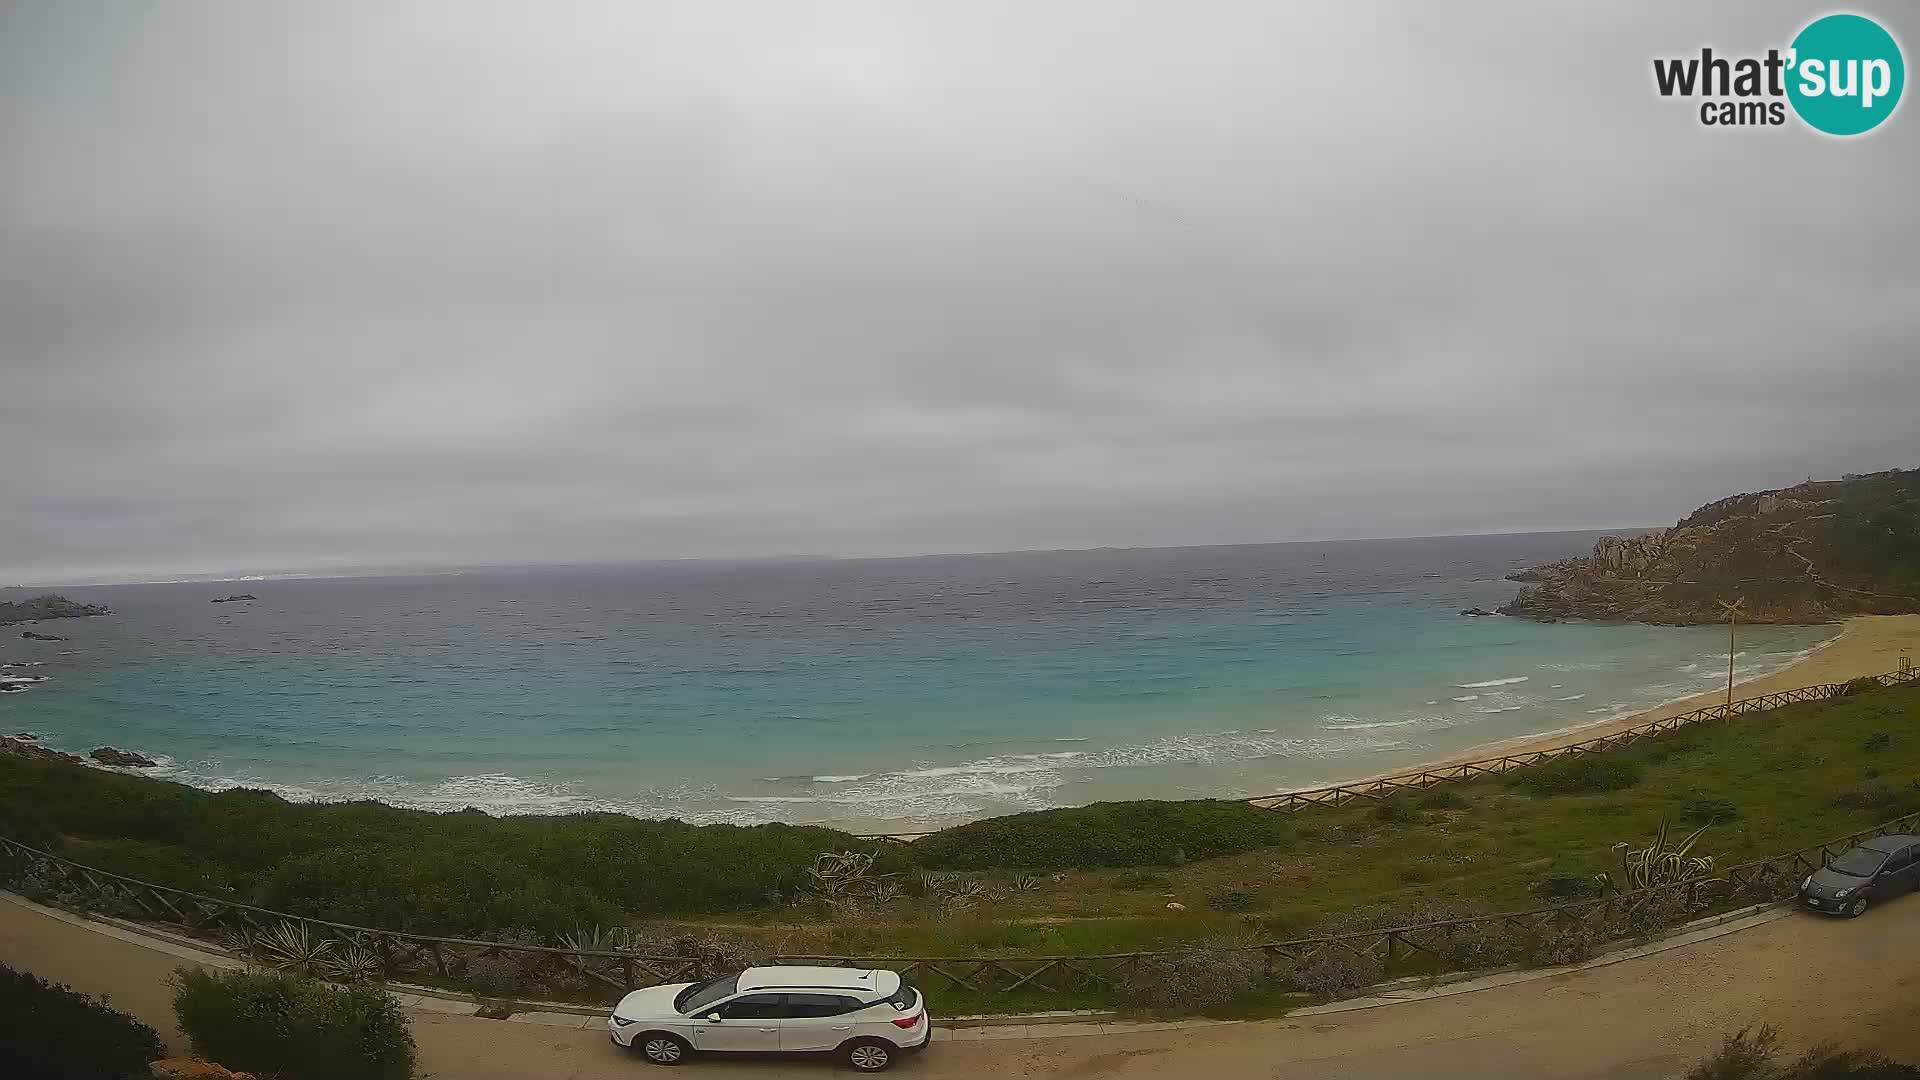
[705,1013,722,1023]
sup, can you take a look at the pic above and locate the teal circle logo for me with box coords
[1787,14,1905,135]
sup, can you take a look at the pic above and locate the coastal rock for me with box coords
[21,631,68,641]
[1459,607,1498,617]
[90,746,159,768]
[1499,468,1920,625]
[0,593,110,626]
[210,594,258,603]
[0,734,84,765]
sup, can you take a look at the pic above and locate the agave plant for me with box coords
[916,870,958,897]
[560,925,628,954]
[938,877,994,912]
[254,920,336,975]
[318,939,385,983]
[1597,820,1718,894]
[1011,873,1047,894]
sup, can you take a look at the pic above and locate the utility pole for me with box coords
[1716,597,1746,716]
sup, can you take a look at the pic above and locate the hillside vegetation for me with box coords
[2,681,1918,959]
[1501,468,1920,623]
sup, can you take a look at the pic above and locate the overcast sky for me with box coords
[3,2,1916,584]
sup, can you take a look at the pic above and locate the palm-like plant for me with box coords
[318,939,385,983]
[1597,820,1718,894]
[254,920,336,975]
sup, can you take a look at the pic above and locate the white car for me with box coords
[608,965,931,1072]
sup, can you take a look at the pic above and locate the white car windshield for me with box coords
[676,974,739,1015]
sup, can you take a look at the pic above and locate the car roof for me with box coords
[1859,834,1920,852]
[738,966,900,997]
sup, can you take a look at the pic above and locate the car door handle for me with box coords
[759,1027,776,1032]
[832,1024,853,1031]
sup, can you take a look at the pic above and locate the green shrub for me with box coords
[1205,888,1257,913]
[1113,871,1175,890]
[1865,731,1895,753]
[463,954,523,998]
[1506,754,1644,796]
[0,963,164,1080]
[1394,862,1437,884]
[1529,921,1601,966]
[1682,1024,1920,1080]
[1418,787,1468,810]
[1444,920,1527,969]
[911,800,1294,870]
[1681,794,1742,823]
[1836,676,1886,698]
[172,967,416,1080]
[1688,1025,1785,1080]
[1291,948,1383,999]
[1531,874,1601,901]
[1832,785,1913,813]
[1116,938,1264,1011]
[1370,796,1421,824]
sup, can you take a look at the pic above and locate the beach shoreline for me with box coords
[1254,613,1920,801]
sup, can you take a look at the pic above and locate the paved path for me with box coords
[7,892,1920,1079]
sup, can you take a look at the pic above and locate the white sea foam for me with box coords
[810,774,868,783]
[1476,705,1526,714]
[1457,676,1529,688]
[0,674,50,684]
[1556,694,1587,701]
[1452,694,1480,702]
[1321,715,1420,731]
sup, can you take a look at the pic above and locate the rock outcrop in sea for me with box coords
[90,746,160,768]
[1500,468,1920,625]
[0,734,84,765]
[0,594,110,626]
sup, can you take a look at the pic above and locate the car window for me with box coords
[677,973,738,1015]
[782,993,864,1017]
[715,993,786,1020]
[1889,848,1915,872]
[1830,847,1889,877]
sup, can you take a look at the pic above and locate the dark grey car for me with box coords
[1800,834,1920,917]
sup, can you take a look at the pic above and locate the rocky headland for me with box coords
[1500,469,1920,624]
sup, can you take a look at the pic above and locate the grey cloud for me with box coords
[3,1,1917,583]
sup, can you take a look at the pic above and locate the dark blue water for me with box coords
[0,534,1832,830]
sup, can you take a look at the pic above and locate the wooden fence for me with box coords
[2,670,1914,1001]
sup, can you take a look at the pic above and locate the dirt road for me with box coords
[6,892,1920,1080]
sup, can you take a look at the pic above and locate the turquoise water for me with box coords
[0,535,1834,831]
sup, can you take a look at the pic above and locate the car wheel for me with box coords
[632,1032,692,1066]
[842,1037,897,1073]
[1847,896,1870,918]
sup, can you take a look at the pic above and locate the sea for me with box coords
[0,533,1837,833]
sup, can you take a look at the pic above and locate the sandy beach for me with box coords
[1270,613,1920,798]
